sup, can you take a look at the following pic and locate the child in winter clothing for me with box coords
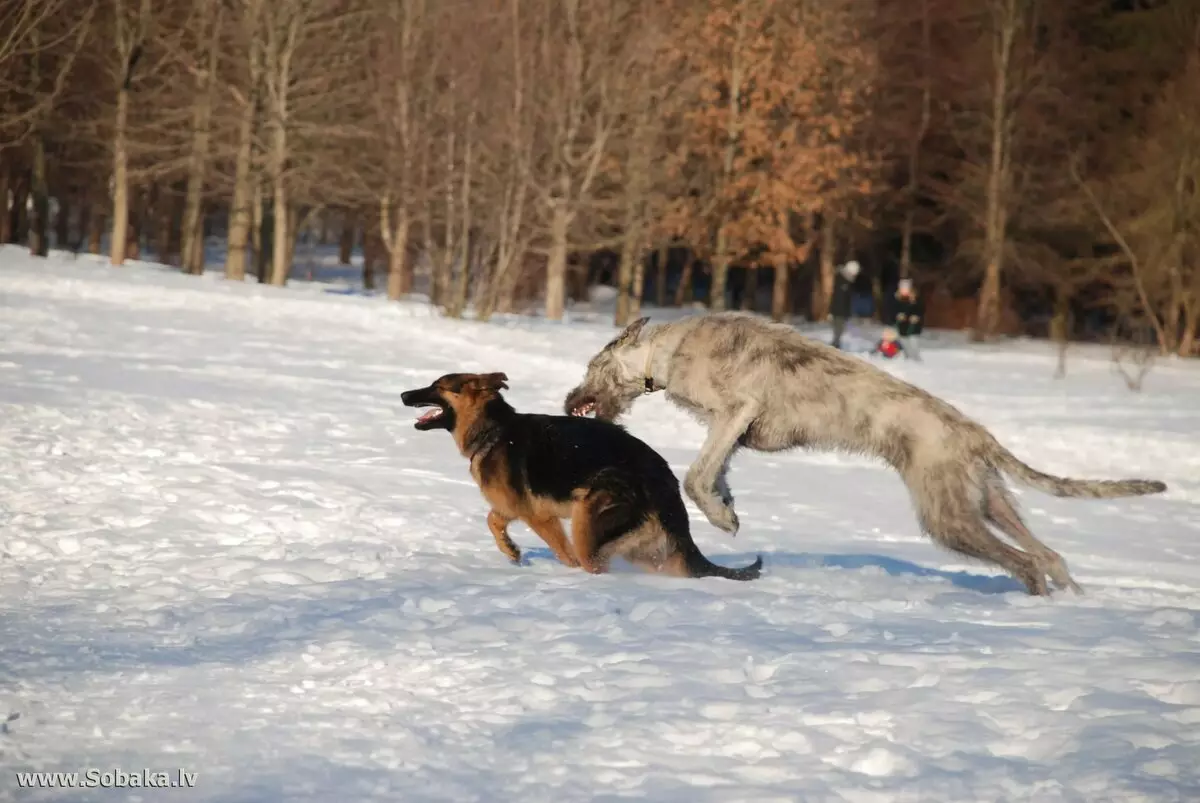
[890,278,925,361]
[871,327,904,359]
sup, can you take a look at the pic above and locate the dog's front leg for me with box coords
[525,515,581,569]
[487,510,522,564]
[685,400,760,536]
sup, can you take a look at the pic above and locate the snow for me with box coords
[1,245,1199,802]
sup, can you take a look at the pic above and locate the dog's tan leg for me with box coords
[569,500,609,575]
[486,510,522,564]
[525,515,581,569]
[984,485,1082,593]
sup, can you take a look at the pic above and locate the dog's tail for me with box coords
[684,549,763,581]
[991,447,1166,499]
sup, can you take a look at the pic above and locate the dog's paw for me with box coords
[706,502,740,536]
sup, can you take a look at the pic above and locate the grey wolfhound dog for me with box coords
[563,312,1167,596]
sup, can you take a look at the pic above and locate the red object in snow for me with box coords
[877,340,901,358]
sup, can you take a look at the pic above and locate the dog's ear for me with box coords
[476,372,509,391]
[612,316,650,348]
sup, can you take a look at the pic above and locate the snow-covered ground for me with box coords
[1,246,1198,803]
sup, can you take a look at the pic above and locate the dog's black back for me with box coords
[476,398,689,539]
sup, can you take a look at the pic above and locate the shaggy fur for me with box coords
[564,313,1167,595]
[401,371,762,581]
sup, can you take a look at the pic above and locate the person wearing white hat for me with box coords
[890,278,925,361]
[829,260,860,349]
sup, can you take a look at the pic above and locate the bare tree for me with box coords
[223,0,264,281]
[474,0,535,320]
[260,0,310,285]
[526,0,637,321]
[108,0,153,266]
[171,1,225,275]
[371,0,434,301]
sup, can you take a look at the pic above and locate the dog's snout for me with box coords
[400,387,427,406]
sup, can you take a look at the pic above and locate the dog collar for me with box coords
[642,347,659,394]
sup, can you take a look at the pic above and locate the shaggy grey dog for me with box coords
[563,312,1167,595]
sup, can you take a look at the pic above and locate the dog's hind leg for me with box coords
[486,510,522,564]
[914,481,1049,595]
[570,490,642,575]
[983,481,1082,593]
[525,515,580,569]
[927,514,1049,595]
[685,400,760,535]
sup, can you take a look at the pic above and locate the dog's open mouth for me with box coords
[570,402,596,417]
[417,407,444,424]
[409,401,448,429]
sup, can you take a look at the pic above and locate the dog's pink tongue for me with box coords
[418,409,441,424]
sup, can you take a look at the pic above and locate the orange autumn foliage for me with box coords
[659,0,876,309]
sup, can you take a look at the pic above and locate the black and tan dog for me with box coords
[400,372,762,581]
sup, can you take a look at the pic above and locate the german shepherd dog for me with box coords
[565,313,1167,596]
[400,371,762,581]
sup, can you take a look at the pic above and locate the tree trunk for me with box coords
[1179,303,1197,358]
[710,223,733,312]
[449,233,472,319]
[614,222,640,326]
[448,111,476,318]
[9,175,28,245]
[674,250,695,307]
[655,243,668,307]
[153,184,175,264]
[0,158,11,244]
[339,209,355,264]
[110,86,131,266]
[54,192,71,250]
[125,187,143,260]
[28,134,49,257]
[180,7,220,275]
[283,203,300,279]
[362,238,376,290]
[630,244,646,320]
[812,217,836,320]
[975,5,1014,341]
[224,22,259,282]
[1163,290,1183,353]
[268,127,289,285]
[1051,284,1072,379]
[710,10,746,314]
[225,100,255,280]
[87,198,104,253]
[545,197,569,320]
[384,214,409,300]
[740,268,757,311]
[900,0,932,281]
[976,231,1004,340]
[255,189,270,283]
[27,28,48,257]
[771,263,790,321]
[77,198,90,252]
[362,227,379,290]
[381,195,412,300]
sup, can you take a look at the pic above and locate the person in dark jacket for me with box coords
[889,278,925,361]
[829,260,859,349]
